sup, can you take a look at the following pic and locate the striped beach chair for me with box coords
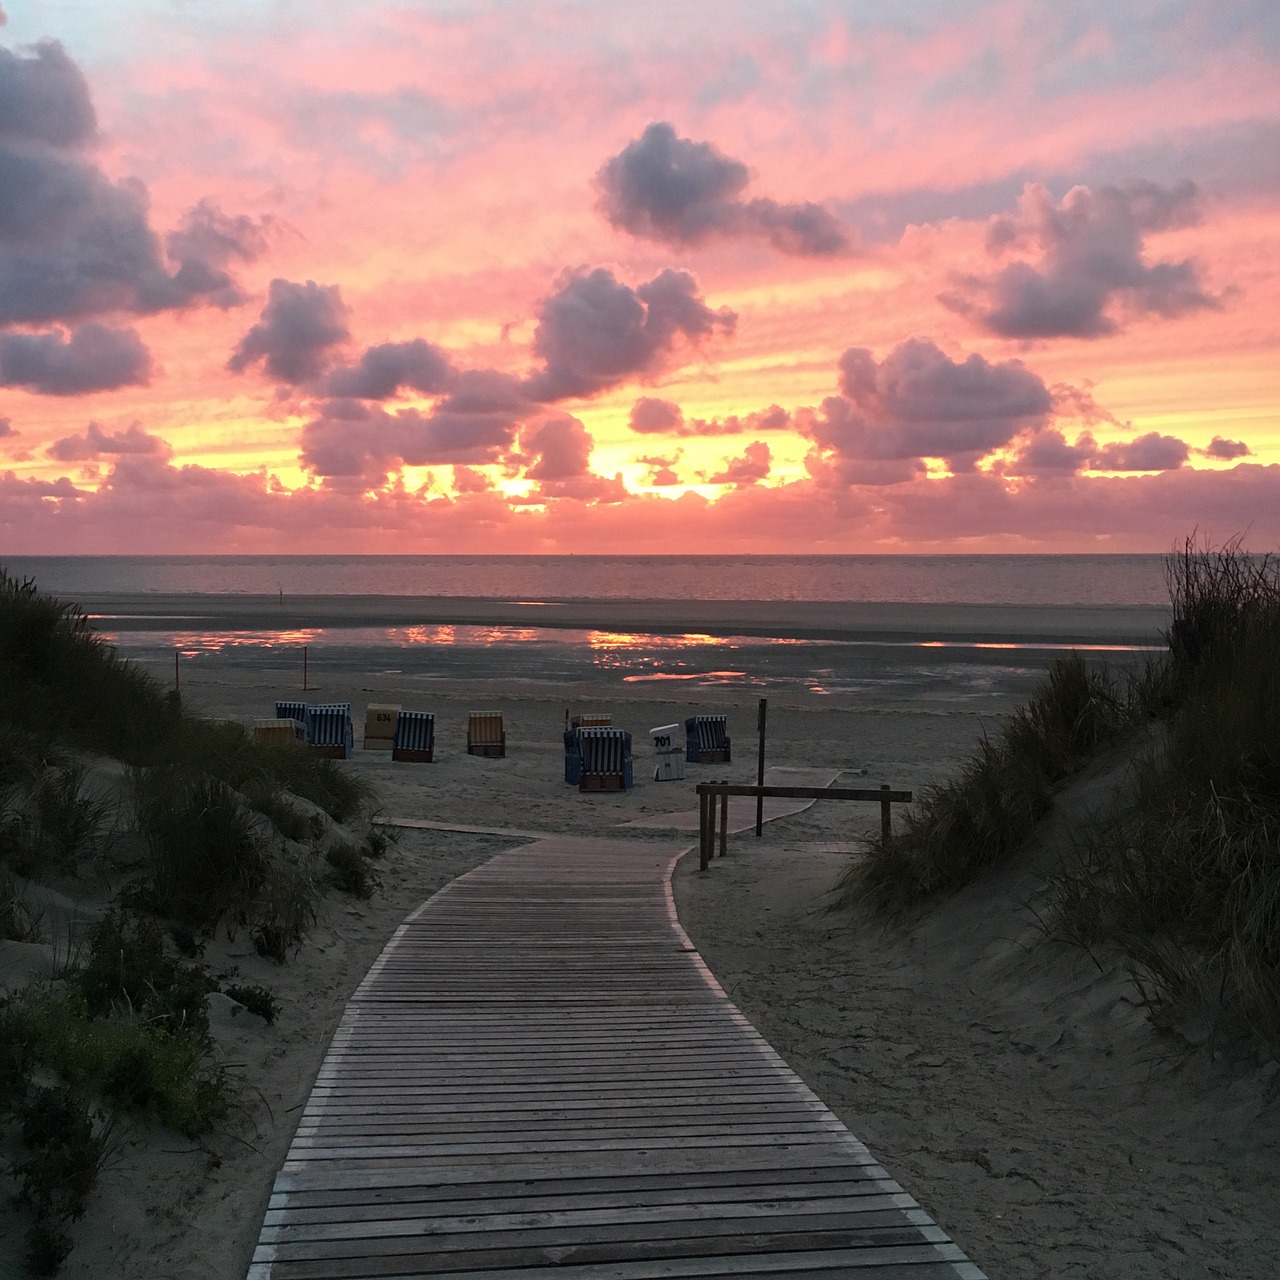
[467,711,505,758]
[392,711,435,764]
[307,703,353,760]
[685,714,731,764]
[275,701,310,743]
[577,727,633,792]
[563,730,584,785]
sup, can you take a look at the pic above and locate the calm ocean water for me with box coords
[3,553,1172,607]
[3,555,1171,702]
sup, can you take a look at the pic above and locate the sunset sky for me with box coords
[1,0,1277,553]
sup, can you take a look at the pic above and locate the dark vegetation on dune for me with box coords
[840,536,1280,1052]
[0,568,384,1275]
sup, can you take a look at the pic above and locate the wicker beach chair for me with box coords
[308,703,353,760]
[467,711,506,758]
[570,713,612,729]
[393,711,435,763]
[685,714,731,764]
[252,718,301,748]
[275,701,310,743]
[577,727,633,792]
[362,703,400,752]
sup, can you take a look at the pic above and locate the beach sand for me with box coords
[3,601,1276,1278]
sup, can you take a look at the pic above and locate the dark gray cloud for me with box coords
[1003,428,1098,476]
[46,420,168,462]
[806,339,1053,475]
[0,39,94,148]
[164,199,271,308]
[300,370,528,482]
[0,43,264,326]
[326,338,455,399]
[0,323,150,394]
[628,395,788,438]
[705,441,771,487]
[1202,436,1252,460]
[228,279,351,384]
[0,416,13,438]
[941,180,1222,339]
[1092,431,1190,472]
[597,122,849,256]
[524,266,734,402]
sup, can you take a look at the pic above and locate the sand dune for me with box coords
[4,652,1274,1279]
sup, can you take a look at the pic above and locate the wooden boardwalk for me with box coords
[248,836,987,1279]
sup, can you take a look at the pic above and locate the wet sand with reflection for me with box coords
[81,591,1170,648]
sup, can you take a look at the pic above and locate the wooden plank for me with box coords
[695,784,912,803]
[247,834,985,1279]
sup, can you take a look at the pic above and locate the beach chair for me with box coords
[577,727,633,792]
[650,724,685,781]
[252,718,301,748]
[467,711,506,758]
[363,703,401,752]
[685,714,731,764]
[308,703,353,760]
[570,713,612,729]
[275,701,310,743]
[393,711,435,763]
[563,730,584,785]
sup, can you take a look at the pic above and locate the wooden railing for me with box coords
[695,782,912,871]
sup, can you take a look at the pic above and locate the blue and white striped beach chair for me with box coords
[307,703,353,760]
[392,711,435,763]
[685,714,731,764]
[563,730,584,785]
[577,727,633,792]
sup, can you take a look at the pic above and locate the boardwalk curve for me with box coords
[249,836,986,1279]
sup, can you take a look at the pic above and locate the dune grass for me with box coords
[838,653,1127,914]
[0,567,371,825]
[0,566,386,1273]
[1050,543,1280,1043]
[840,534,1280,1048]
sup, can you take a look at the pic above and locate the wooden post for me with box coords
[174,649,180,693]
[303,644,308,691]
[719,783,729,859]
[755,698,767,837]
[699,789,710,871]
[881,783,892,844]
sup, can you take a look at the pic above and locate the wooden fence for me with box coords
[695,782,913,871]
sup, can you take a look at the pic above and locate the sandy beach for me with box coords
[3,598,1276,1278]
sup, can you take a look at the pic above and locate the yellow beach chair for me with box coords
[467,711,506,758]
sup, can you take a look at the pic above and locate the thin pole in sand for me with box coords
[303,645,308,691]
[174,649,180,693]
[880,783,892,843]
[698,789,711,871]
[719,782,729,859]
[755,697,767,837]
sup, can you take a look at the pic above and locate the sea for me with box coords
[3,554,1173,703]
[3,553,1171,606]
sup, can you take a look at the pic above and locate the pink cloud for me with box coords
[940,181,1223,339]
[705,440,772,487]
[3,455,1276,555]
